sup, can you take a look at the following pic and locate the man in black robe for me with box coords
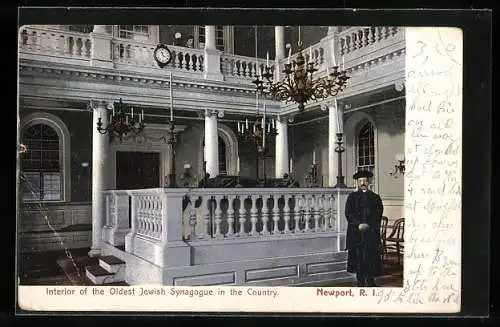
[345,170,384,287]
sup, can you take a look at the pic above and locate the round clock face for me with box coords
[154,45,172,65]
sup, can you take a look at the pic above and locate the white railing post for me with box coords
[158,189,191,267]
[90,25,113,68]
[108,190,130,246]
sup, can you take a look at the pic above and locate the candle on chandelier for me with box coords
[131,107,134,118]
[313,151,316,164]
[141,109,144,121]
[253,125,256,133]
[289,157,293,172]
[126,115,129,124]
[246,118,249,129]
[288,48,291,64]
[266,51,269,67]
[268,122,270,133]
[112,105,115,116]
[309,46,313,63]
[238,122,241,133]
[237,156,240,173]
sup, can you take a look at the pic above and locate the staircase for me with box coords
[85,255,126,285]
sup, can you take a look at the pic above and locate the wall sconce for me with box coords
[389,153,405,178]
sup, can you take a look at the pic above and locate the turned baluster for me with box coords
[214,195,223,238]
[272,195,280,234]
[261,195,270,235]
[249,195,258,236]
[226,195,235,237]
[283,195,291,234]
[313,195,321,232]
[304,195,312,232]
[238,195,247,236]
[329,194,337,231]
[294,195,302,233]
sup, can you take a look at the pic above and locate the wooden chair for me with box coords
[385,218,405,265]
[380,216,389,263]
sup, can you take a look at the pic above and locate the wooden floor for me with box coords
[18,248,403,287]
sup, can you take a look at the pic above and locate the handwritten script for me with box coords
[375,28,462,311]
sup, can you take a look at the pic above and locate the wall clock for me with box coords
[153,43,172,68]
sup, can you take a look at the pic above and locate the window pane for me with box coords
[42,173,61,201]
[22,172,41,200]
[21,123,62,201]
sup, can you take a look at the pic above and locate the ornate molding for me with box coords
[19,63,258,96]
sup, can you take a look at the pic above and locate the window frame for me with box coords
[193,26,234,54]
[355,120,376,192]
[20,112,71,203]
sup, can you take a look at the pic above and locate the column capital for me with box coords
[204,109,222,118]
[276,115,289,123]
[88,99,114,111]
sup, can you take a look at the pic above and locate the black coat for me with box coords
[345,189,384,276]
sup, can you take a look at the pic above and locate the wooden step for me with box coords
[86,265,114,277]
[99,255,125,265]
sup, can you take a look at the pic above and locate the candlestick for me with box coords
[169,72,174,121]
[332,39,336,66]
[335,99,342,133]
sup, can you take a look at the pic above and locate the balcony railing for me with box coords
[19,26,92,60]
[103,187,351,267]
[19,25,403,76]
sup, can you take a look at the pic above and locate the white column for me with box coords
[328,101,343,187]
[203,25,223,80]
[89,100,110,257]
[274,26,285,80]
[204,25,216,50]
[204,110,219,178]
[275,117,289,178]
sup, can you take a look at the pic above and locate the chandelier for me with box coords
[237,104,278,154]
[252,28,350,113]
[238,27,278,155]
[96,98,145,142]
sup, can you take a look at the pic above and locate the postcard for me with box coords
[16,14,463,314]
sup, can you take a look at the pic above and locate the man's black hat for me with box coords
[353,170,373,179]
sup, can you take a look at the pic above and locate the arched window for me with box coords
[21,124,62,201]
[218,136,227,175]
[356,121,376,190]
